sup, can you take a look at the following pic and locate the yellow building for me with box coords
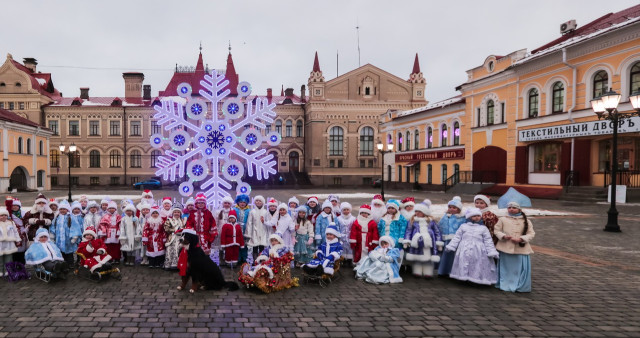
[0,107,53,192]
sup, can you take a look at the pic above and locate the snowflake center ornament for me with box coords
[150,70,281,208]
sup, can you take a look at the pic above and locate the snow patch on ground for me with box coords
[53,194,142,202]
[299,193,400,200]
[428,203,582,218]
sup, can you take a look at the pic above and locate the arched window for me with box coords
[387,133,392,145]
[441,164,448,184]
[528,88,539,118]
[329,126,344,156]
[359,126,374,156]
[151,150,161,168]
[405,131,411,151]
[427,127,433,148]
[414,130,419,150]
[89,150,101,168]
[130,150,141,168]
[552,82,564,113]
[486,100,495,125]
[285,120,292,137]
[453,122,460,145]
[630,62,640,95]
[275,120,282,136]
[26,138,31,154]
[50,150,60,168]
[39,140,43,155]
[441,124,448,147]
[265,123,271,134]
[109,150,121,168]
[17,137,23,154]
[593,71,608,98]
[397,132,403,151]
[296,120,303,137]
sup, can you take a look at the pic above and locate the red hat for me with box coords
[142,189,153,198]
[267,198,278,207]
[179,225,197,236]
[150,206,160,214]
[401,197,415,207]
[228,209,237,220]
[307,196,319,204]
[83,226,97,238]
[195,193,207,202]
[162,197,172,205]
[359,204,372,213]
[373,194,384,201]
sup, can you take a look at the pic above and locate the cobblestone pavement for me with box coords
[1,188,639,337]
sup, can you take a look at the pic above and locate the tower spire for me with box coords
[312,51,321,72]
[412,53,421,74]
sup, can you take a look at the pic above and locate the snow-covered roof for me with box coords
[396,96,464,118]
[36,78,46,86]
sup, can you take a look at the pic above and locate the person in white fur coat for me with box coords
[264,204,295,252]
[403,203,442,278]
[83,201,102,231]
[246,195,269,259]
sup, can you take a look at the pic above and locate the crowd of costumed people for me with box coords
[0,190,534,293]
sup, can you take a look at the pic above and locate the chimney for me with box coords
[284,88,294,97]
[300,85,306,102]
[266,88,272,99]
[143,85,151,100]
[122,72,145,100]
[22,58,37,72]
[80,87,89,100]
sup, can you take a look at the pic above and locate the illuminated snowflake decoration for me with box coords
[150,70,281,207]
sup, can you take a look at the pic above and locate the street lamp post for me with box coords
[59,143,77,203]
[590,89,640,232]
[376,141,394,201]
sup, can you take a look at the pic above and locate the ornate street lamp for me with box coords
[377,140,394,201]
[59,142,77,203]
[590,89,640,232]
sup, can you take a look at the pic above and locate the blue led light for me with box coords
[227,103,239,115]
[174,135,186,146]
[241,85,248,93]
[198,136,205,143]
[182,186,189,193]
[192,165,204,176]
[227,165,239,176]
[219,125,226,132]
[270,135,278,142]
[205,124,212,131]
[205,148,212,155]
[154,137,161,144]
[247,133,257,145]
[181,87,188,94]
[191,103,203,114]
[241,187,247,193]
[219,148,226,155]
[225,136,233,143]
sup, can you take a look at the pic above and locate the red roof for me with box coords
[312,51,321,72]
[0,107,42,128]
[50,97,153,107]
[159,51,240,97]
[10,60,61,100]
[531,4,640,54]
[411,53,421,74]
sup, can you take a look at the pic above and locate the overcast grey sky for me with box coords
[2,0,637,103]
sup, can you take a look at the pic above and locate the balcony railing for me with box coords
[604,169,640,188]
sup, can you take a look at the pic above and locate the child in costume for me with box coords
[71,201,85,226]
[264,203,295,252]
[287,197,299,218]
[377,199,408,251]
[215,196,234,251]
[5,196,28,263]
[349,205,379,264]
[245,233,290,278]
[137,202,151,266]
[142,207,166,268]
[370,195,386,223]
[304,196,321,225]
[474,194,499,244]
[77,226,112,273]
[99,197,111,217]
[355,235,402,284]
[445,208,499,285]
[0,207,20,276]
[246,195,268,259]
[328,195,341,218]
[293,206,313,265]
[220,210,244,266]
[264,198,279,238]
[494,201,535,293]
[159,197,173,220]
[233,194,251,264]
[98,201,121,264]
[119,204,141,266]
[50,201,83,267]
[438,197,466,276]
[336,202,355,266]
[314,200,334,246]
[404,202,442,278]
[25,228,69,276]
[83,201,102,231]
[303,223,343,276]
[182,197,195,222]
[400,197,416,220]
[163,202,184,270]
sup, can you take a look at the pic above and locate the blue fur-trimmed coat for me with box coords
[233,206,251,233]
[314,212,334,245]
[404,217,443,262]
[377,213,408,250]
[438,213,466,242]
[306,238,342,274]
[50,213,83,254]
[25,239,64,265]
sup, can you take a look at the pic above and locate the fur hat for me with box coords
[100,196,111,205]
[453,196,462,203]
[372,194,384,204]
[184,197,195,207]
[79,195,88,202]
[138,202,151,211]
[474,195,491,207]
[414,203,431,216]
[150,206,160,215]
[83,226,97,238]
[35,228,49,240]
[340,202,352,211]
[228,209,237,221]
[401,197,415,208]
[195,193,208,203]
[11,198,22,207]
[71,201,82,211]
[277,203,288,211]
[58,200,71,211]
[0,207,9,217]
[49,198,58,207]
[235,194,250,204]
[358,204,372,214]
[307,196,319,205]
[507,201,521,210]
[141,189,153,199]
[107,201,118,210]
[162,197,172,206]
[321,200,332,211]
[171,202,183,214]
[253,195,265,204]
[87,200,99,209]
[379,235,395,247]
[325,223,340,237]
[422,199,432,207]
[222,196,234,204]
[267,198,278,208]
[35,193,47,204]
[124,204,137,213]
[181,226,197,236]
[328,194,340,203]
[386,199,401,210]
[269,233,284,245]
[447,199,463,210]
[465,207,483,219]
[295,206,308,215]
[288,196,299,206]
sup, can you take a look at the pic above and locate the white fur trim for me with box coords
[474,195,491,206]
[330,252,340,259]
[323,267,334,274]
[97,248,106,255]
[435,241,445,247]
[90,254,112,273]
[255,255,269,264]
[389,277,403,284]
[431,255,441,263]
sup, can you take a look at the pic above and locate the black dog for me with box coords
[177,231,239,293]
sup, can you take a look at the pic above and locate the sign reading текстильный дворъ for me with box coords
[519,116,640,142]
[395,148,465,162]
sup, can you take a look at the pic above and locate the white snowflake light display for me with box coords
[150,70,281,207]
